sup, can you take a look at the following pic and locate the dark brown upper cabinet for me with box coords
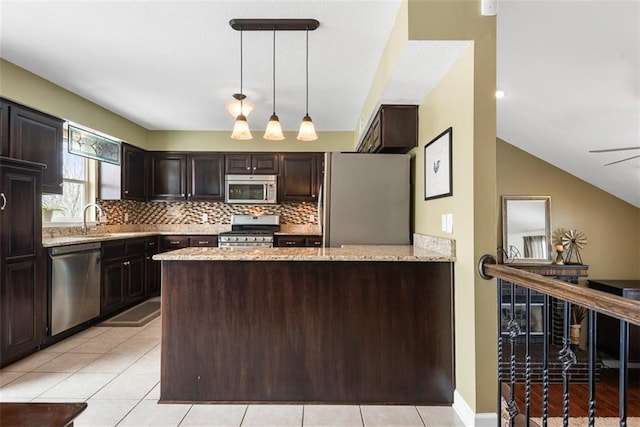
[356,104,418,154]
[99,143,147,201]
[149,152,187,200]
[2,99,64,194]
[225,153,279,174]
[279,153,322,203]
[188,153,224,201]
[148,152,224,201]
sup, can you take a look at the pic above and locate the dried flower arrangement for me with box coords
[571,304,588,325]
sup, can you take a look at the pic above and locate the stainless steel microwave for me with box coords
[225,174,278,204]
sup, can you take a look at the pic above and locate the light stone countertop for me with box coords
[42,231,160,247]
[152,245,455,262]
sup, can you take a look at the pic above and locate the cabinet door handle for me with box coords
[170,241,180,245]
[286,241,296,245]
[0,193,6,211]
[148,242,156,246]
[123,261,130,266]
[198,241,209,245]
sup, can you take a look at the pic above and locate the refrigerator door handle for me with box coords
[317,184,323,230]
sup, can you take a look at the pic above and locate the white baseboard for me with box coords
[453,390,498,427]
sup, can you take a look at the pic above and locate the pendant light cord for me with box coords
[272,29,276,115]
[305,29,309,115]
[239,30,244,111]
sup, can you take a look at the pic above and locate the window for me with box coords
[43,132,97,223]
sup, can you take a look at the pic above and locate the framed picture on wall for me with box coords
[424,127,453,200]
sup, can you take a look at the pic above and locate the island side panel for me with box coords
[160,260,454,404]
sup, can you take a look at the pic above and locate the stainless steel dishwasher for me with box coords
[49,242,101,336]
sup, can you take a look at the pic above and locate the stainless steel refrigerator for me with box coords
[321,152,411,247]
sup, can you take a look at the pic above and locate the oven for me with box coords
[218,214,280,248]
[225,174,277,204]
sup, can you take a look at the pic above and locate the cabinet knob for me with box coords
[125,190,129,194]
[59,182,63,187]
[246,166,251,171]
[252,166,256,171]
[188,193,192,197]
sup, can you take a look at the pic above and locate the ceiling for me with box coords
[498,0,640,208]
[1,1,639,207]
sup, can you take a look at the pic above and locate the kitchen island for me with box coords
[154,239,455,405]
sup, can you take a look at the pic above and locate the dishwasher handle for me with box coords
[49,242,101,256]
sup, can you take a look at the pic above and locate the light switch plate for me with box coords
[202,213,208,223]
[441,214,447,232]
[446,213,453,234]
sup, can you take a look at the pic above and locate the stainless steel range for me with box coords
[218,214,280,248]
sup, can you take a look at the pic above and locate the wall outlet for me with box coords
[124,212,129,223]
[309,214,315,223]
[202,213,208,223]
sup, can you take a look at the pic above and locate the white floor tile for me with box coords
[74,398,139,426]
[70,337,127,354]
[118,399,192,426]
[1,351,61,372]
[416,406,465,427]
[110,336,160,355]
[304,405,363,426]
[242,404,303,426]
[33,352,101,373]
[360,405,425,427]
[79,352,142,374]
[40,335,92,353]
[39,372,117,399]
[0,371,25,387]
[144,382,160,400]
[179,404,246,427]
[123,351,160,374]
[95,327,141,340]
[0,372,70,399]
[91,373,159,400]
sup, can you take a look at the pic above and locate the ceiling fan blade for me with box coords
[604,154,640,166]
[589,146,640,153]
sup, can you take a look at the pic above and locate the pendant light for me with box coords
[297,29,318,141]
[264,29,285,141]
[230,30,252,140]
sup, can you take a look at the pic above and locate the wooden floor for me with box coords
[513,367,640,417]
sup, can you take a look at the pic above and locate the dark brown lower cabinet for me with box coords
[100,239,146,317]
[160,260,454,404]
[0,158,45,368]
[144,237,160,296]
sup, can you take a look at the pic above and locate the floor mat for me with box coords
[101,300,160,327]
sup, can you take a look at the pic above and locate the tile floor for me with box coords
[0,313,465,426]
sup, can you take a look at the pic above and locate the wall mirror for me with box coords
[501,195,552,264]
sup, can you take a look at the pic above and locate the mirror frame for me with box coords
[501,195,552,264]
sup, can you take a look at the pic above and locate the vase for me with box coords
[570,324,581,346]
[42,210,53,223]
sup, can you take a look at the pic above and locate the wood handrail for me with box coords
[478,254,640,327]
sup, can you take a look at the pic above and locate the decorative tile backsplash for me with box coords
[97,200,318,226]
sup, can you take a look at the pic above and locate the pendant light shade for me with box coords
[297,114,318,141]
[231,114,252,140]
[225,93,255,118]
[230,30,252,140]
[264,29,285,141]
[297,29,318,141]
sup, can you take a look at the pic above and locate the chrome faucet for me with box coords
[82,203,105,234]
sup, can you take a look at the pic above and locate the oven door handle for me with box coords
[263,183,268,201]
